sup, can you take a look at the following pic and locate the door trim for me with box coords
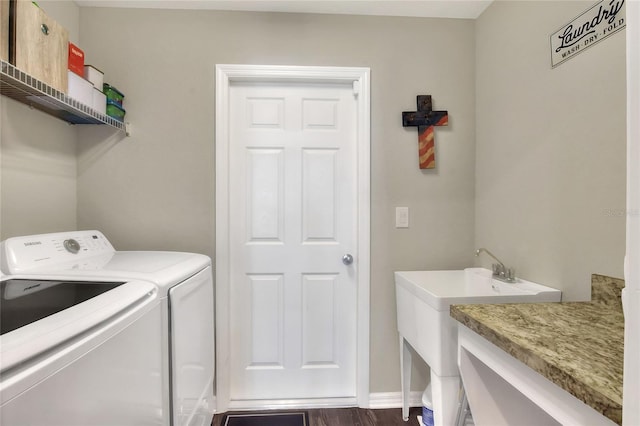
[215,64,371,412]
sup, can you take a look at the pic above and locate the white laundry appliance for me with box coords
[0,230,215,426]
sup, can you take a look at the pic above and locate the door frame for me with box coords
[215,64,371,412]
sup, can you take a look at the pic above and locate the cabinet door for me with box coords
[1,1,8,61]
[12,0,68,93]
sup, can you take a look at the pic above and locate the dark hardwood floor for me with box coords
[212,407,423,426]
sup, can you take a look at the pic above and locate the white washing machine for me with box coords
[0,262,164,425]
[0,230,215,426]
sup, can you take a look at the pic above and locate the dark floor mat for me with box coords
[221,411,308,426]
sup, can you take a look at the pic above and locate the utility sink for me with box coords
[395,268,561,425]
[397,267,562,311]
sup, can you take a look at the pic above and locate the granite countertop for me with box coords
[450,274,625,425]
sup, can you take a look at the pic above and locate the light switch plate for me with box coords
[396,207,409,228]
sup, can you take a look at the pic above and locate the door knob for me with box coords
[342,254,354,265]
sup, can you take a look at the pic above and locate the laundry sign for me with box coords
[550,0,625,68]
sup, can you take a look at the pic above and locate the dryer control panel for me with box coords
[0,231,115,274]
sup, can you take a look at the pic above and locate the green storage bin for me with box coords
[106,99,126,121]
[103,83,125,106]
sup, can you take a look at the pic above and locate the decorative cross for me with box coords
[402,95,449,169]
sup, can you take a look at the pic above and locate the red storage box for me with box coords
[68,42,84,76]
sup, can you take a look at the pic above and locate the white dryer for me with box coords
[0,230,215,426]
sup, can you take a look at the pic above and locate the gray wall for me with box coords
[1,1,80,239]
[76,8,477,393]
[475,1,626,301]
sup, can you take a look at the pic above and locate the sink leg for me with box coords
[400,335,412,422]
[430,372,460,426]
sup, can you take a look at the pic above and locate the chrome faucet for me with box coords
[475,248,516,283]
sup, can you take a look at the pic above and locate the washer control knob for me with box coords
[63,239,81,254]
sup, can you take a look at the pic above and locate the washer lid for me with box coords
[0,279,157,374]
[1,279,127,335]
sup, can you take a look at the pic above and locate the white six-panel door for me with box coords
[228,81,358,402]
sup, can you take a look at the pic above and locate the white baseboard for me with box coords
[368,391,422,409]
[213,392,423,413]
[227,397,358,411]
